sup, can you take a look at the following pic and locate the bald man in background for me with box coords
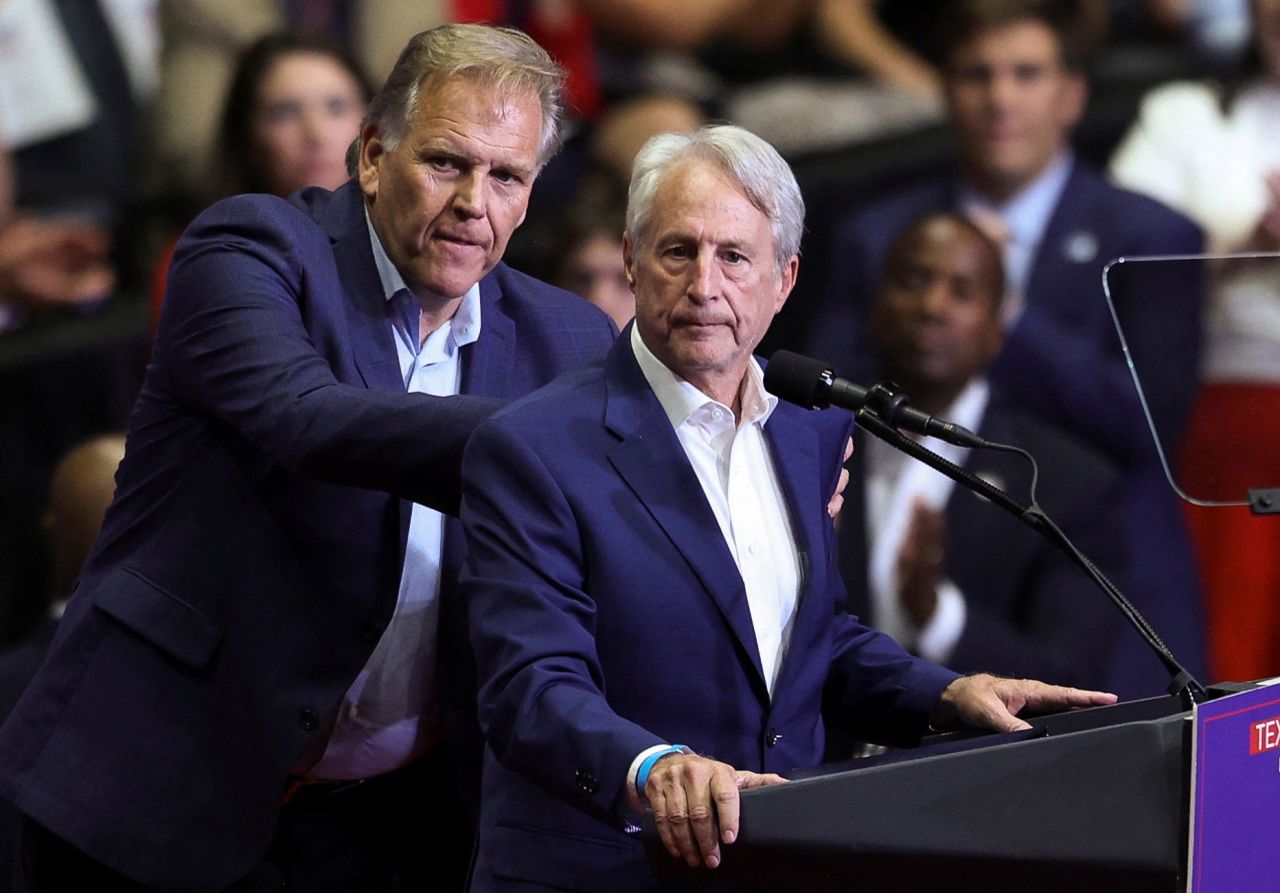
[0,434,126,716]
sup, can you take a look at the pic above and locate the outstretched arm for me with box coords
[158,195,504,514]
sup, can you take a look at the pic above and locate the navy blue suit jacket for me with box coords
[803,160,1209,696]
[460,335,959,892]
[0,181,615,891]
[839,399,1128,690]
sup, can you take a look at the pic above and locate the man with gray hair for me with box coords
[0,23,615,892]
[460,124,1114,891]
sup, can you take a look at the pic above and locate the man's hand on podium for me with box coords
[646,751,785,870]
[932,674,1118,733]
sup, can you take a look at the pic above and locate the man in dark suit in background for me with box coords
[0,24,616,893]
[460,125,1115,893]
[802,0,1207,698]
[838,211,1127,702]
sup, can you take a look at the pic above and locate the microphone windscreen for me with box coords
[764,350,832,408]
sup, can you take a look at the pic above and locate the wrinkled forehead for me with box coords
[411,71,541,122]
[645,159,772,242]
[669,155,768,213]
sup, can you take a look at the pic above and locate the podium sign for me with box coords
[1189,680,1280,891]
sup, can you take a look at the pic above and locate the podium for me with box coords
[644,694,1198,892]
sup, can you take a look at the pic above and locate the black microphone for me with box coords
[764,351,987,449]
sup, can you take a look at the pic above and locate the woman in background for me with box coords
[213,31,371,198]
[151,31,371,319]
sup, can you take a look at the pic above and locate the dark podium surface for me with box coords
[644,695,1199,892]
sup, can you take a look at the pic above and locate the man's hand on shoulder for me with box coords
[646,751,785,869]
[932,673,1117,734]
[827,436,854,520]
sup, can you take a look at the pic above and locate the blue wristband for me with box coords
[636,744,689,799]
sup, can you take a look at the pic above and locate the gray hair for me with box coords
[346,24,566,175]
[625,125,804,272]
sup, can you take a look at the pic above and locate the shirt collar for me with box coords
[960,151,1073,248]
[629,324,777,430]
[365,208,482,348]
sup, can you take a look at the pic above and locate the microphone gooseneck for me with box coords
[764,351,988,449]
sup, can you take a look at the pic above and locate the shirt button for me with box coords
[348,704,360,720]
[748,543,762,556]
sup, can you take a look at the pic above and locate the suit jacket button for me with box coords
[299,708,319,731]
[765,729,782,747]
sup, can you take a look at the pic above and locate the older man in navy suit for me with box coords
[0,24,616,893]
[460,125,1115,893]
[802,0,1208,698]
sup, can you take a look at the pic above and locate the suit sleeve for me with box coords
[154,196,502,514]
[822,570,960,747]
[461,416,664,824]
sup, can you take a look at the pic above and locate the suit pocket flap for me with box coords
[488,821,647,892]
[92,569,223,669]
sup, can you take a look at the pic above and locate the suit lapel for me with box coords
[1025,162,1101,316]
[761,406,827,697]
[603,341,768,695]
[461,273,516,397]
[444,271,516,593]
[325,184,405,393]
[764,408,822,595]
